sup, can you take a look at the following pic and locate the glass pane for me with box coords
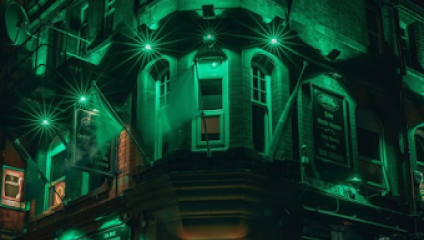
[260,92,266,104]
[252,104,266,152]
[359,159,383,185]
[50,151,67,181]
[159,96,165,108]
[368,34,379,53]
[366,8,378,32]
[260,79,266,91]
[201,116,220,141]
[160,84,165,95]
[200,79,222,110]
[166,82,170,94]
[253,90,259,101]
[253,76,258,89]
[357,127,380,160]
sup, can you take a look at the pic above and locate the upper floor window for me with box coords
[103,0,115,37]
[79,3,89,57]
[193,58,228,150]
[251,55,273,153]
[47,149,66,209]
[150,59,171,160]
[366,3,384,54]
[356,108,389,190]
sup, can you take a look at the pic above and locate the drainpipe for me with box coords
[392,0,417,227]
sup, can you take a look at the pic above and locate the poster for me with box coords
[72,109,116,176]
[51,181,65,207]
[1,166,26,209]
[313,87,349,166]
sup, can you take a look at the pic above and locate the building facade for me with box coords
[1,0,424,239]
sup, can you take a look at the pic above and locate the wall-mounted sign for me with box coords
[72,109,116,176]
[1,166,26,210]
[92,225,130,240]
[313,87,349,166]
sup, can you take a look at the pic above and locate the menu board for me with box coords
[313,87,349,166]
[1,166,26,209]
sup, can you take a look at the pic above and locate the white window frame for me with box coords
[250,64,272,154]
[155,68,170,160]
[400,23,412,67]
[356,109,389,191]
[192,59,229,151]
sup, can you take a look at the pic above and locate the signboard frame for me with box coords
[311,85,350,167]
[0,165,28,211]
[71,108,117,177]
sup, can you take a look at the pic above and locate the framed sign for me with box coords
[1,166,27,210]
[312,86,350,166]
[71,109,116,176]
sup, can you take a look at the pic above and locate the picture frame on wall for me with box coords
[0,165,28,211]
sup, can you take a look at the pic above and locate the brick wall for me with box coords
[290,0,368,59]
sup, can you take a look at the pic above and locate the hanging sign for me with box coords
[71,109,116,176]
[313,87,349,166]
[1,166,26,210]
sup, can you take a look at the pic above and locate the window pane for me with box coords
[253,76,258,89]
[160,84,165,95]
[200,79,222,110]
[260,79,266,91]
[366,8,378,32]
[89,172,105,191]
[359,159,383,185]
[260,92,266,104]
[253,90,259,101]
[252,104,266,152]
[51,151,67,181]
[201,116,220,141]
[368,34,379,53]
[357,127,380,160]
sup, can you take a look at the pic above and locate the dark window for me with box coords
[356,109,387,189]
[252,104,266,152]
[50,151,67,182]
[366,5,383,54]
[357,127,380,160]
[199,79,222,110]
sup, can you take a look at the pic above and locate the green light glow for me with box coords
[271,38,278,44]
[206,34,213,39]
[79,96,86,102]
[41,119,49,126]
[145,44,152,50]
[57,229,85,240]
[99,217,123,230]
[211,62,217,67]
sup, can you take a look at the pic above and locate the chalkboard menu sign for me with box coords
[313,87,349,166]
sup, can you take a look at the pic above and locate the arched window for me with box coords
[356,108,388,189]
[45,137,66,209]
[150,59,171,159]
[251,55,274,153]
[193,56,229,150]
